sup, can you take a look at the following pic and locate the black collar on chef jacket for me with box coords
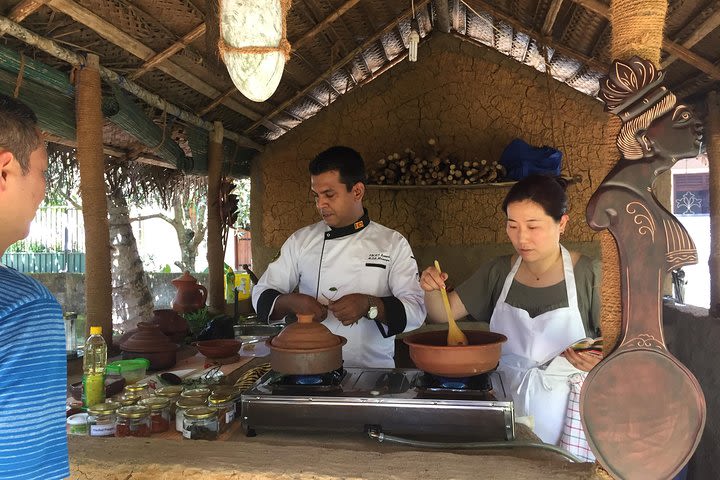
[324,209,370,239]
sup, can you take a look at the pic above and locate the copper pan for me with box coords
[403,330,507,377]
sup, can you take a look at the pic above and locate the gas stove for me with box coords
[241,367,514,440]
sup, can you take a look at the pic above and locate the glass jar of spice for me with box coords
[183,406,219,440]
[180,387,210,401]
[114,393,141,407]
[124,381,150,398]
[115,405,151,438]
[87,402,119,437]
[211,385,241,416]
[175,397,206,433]
[207,392,235,433]
[138,396,171,433]
[156,386,183,420]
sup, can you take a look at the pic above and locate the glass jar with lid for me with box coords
[115,405,151,437]
[175,397,206,432]
[182,406,219,440]
[180,387,210,401]
[124,381,150,398]
[87,402,119,437]
[211,385,241,415]
[156,386,183,420]
[138,396,171,433]
[207,392,235,433]
[114,393,141,407]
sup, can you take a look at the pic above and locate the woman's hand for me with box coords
[563,348,603,372]
[420,265,449,292]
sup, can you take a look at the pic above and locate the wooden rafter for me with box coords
[245,0,432,134]
[462,0,608,74]
[43,0,281,133]
[8,0,44,22]
[292,0,362,51]
[0,14,262,151]
[662,8,720,68]
[570,0,720,81]
[433,0,451,33]
[197,86,237,117]
[129,22,206,80]
[541,0,564,37]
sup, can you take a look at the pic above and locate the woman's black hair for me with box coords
[309,146,366,191]
[502,174,568,221]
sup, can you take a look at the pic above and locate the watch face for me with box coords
[368,306,378,319]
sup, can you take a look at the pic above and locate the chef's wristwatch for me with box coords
[366,296,379,320]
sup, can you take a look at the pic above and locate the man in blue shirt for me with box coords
[0,94,70,479]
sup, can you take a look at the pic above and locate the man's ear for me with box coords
[352,182,365,201]
[0,151,15,189]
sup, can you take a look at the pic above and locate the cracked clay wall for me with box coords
[251,33,611,283]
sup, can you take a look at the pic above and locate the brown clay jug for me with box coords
[171,271,208,313]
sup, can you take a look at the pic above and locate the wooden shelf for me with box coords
[366,175,581,190]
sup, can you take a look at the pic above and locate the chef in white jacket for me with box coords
[252,146,426,368]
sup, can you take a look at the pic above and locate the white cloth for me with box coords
[490,246,587,445]
[559,372,595,462]
[252,219,426,368]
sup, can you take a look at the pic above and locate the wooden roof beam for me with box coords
[45,133,177,168]
[433,0,451,33]
[0,14,262,151]
[130,22,206,80]
[662,9,720,69]
[570,0,720,81]
[541,0,564,37]
[292,0,362,51]
[43,0,281,134]
[245,0,432,134]
[8,0,45,22]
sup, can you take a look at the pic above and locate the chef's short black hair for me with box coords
[502,174,568,221]
[309,146,366,191]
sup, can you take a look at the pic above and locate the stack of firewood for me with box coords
[367,138,507,186]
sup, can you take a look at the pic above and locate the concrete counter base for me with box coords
[69,429,595,480]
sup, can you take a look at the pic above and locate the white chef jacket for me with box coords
[252,211,426,368]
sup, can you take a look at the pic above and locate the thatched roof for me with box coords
[1,0,718,171]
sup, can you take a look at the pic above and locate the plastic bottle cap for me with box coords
[90,326,102,335]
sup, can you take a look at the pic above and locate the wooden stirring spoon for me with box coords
[434,260,468,346]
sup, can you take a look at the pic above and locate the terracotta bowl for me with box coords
[193,339,242,359]
[403,330,507,378]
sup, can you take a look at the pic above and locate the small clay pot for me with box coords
[268,314,346,374]
[151,309,189,343]
[119,322,177,370]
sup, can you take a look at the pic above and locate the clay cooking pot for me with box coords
[119,322,177,370]
[268,314,347,374]
[403,330,507,377]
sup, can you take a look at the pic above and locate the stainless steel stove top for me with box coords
[241,367,515,440]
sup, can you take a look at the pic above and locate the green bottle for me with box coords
[82,326,107,409]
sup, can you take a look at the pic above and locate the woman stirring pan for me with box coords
[421,174,601,459]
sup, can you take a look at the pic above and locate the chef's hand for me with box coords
[275,293,328,322]
[563,348,603,372]
[328,294,368,326]
[419,265,449,292]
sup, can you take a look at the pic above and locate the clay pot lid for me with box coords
[120,322,177,353]
[270,314,343,350]
[172,271,198,284]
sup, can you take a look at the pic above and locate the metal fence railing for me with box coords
[1,252,86,273]
[6,206,85,254]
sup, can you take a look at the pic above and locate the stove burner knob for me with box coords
[370,390,380,396]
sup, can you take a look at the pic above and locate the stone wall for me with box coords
[250,33,611,282]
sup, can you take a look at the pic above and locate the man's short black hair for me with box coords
[309,146,366,191]
[0,94,41,174]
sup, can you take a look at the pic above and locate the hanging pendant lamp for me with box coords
[218,0,292,102]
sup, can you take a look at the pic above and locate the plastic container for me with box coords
[82,326,107,409]
[106,358,149,385]
[87,402,119,437]
[115,405,151,438]
[67,413,88,435]
[182,406,219,440]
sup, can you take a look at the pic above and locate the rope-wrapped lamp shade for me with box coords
[218,0,292,102]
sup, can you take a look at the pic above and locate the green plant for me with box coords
[183,307,210,338]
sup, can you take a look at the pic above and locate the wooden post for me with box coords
[75,53,113,346]
[207,121,225,315]
[707,91,720,316]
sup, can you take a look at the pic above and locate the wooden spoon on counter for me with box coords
[434,260,468,346]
